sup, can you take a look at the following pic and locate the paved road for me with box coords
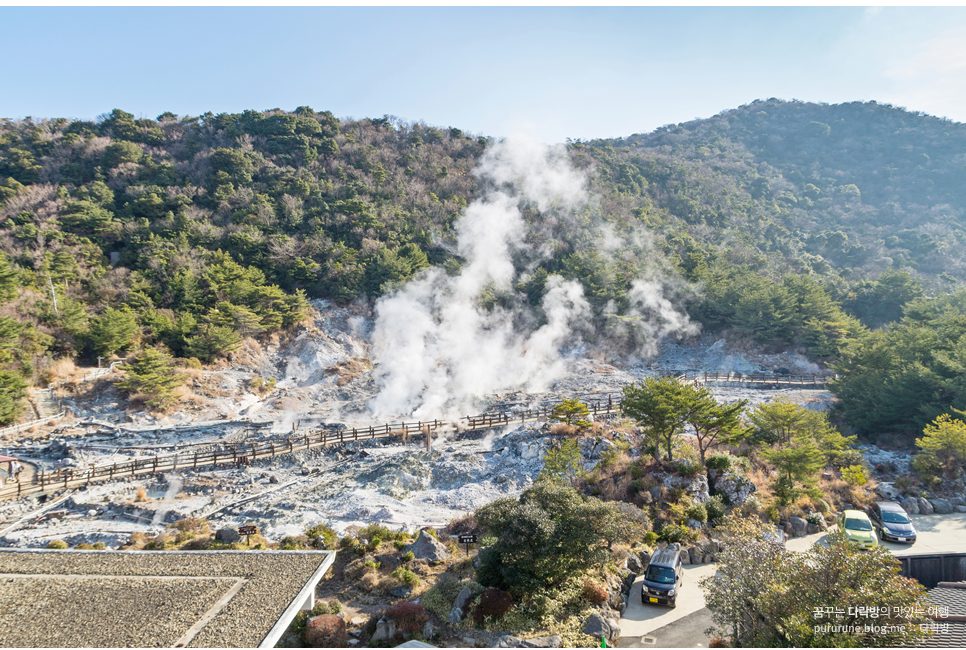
[786,511,966,555]
[619,563,717,643]
[618,606,714,648]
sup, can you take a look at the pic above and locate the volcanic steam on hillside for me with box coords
[368,135,697,420]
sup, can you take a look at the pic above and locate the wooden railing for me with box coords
[0,370,832,501]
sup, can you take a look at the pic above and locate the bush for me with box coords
[805,512,824,526]
[841,464,868,486]
[304,614,346,648]
[422,576,482,619]
[279,535,311,550]
[813,498,831,514]
[363,559,381,571]
[705,453,733,471]
[643,531,658,546]
[311,600,342,616]
[305,523,337,549]
[472,587,514,625]
[170,518,210,534]
[393,539,408,551]
[581,579,609,605]
[92,542,106,550]
[705,494,727,523]
[47,540,68,549]
[391,567,420,588]
[832,449,866,469]
[685,502,708,524]
[676,459,702,477]
[385,602,428,636]
[658,524,694,544]
[743,495,762,513]
[75,543,93,550]
[403,551,415,562]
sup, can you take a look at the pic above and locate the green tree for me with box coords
[701,513,930,648]
[761,438,824,505]
[101,141,142,169]
[539,438,582,486]
[549,397,591,428]
[88,307,139,357]
[115,348,185,410]
[681,387,749,465]
[0,254,19,303]
[914,413,966,480]
[0,371,28,425]
[474,482,641,595]
[621,377,704,462]
[182,323,242,362]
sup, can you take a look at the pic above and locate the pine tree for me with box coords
[88,307,139,357]
[115,348,185,410]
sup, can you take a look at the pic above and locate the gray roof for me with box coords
[0,549,335,648]
[918,582,966,648]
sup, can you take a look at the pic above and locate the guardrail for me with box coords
[675,371,831,386]
[0,410,67,437]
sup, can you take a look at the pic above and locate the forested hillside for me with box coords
[1,99,964,436]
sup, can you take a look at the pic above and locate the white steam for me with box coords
[368,135,695,419]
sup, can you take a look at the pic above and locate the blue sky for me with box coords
[3,6,966,143]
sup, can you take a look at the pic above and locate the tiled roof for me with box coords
[919,582,966,648]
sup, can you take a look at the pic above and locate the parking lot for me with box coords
[619,512,966,647]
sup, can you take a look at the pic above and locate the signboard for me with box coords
[239,524,258,545]
[457,534,478,544]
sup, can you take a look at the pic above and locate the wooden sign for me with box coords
[457,534,478,544]
[239,524,258,545]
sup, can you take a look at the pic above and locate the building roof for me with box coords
[0,548,335,648]
[919,582,966,648]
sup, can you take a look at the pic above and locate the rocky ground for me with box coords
[0,300,840,550]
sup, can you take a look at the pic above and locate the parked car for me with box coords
[837,509,879,549]
[642,547,682,607]
[867,501,917,544]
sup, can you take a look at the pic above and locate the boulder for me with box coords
[405,530,450,562]
[685,518,703,530]
[649,486,663,503]
[781,521,794,537]
[639,550,651,568]
[789,517,809,537]
[583,613,620,643]
[930,498,953,515]
[422,621,435,641]
[710,472,757,506]
[949,496,965,507]
[918,497,934,515]
[681,550,691,566]
[453,586,474,613]
[955,506,966,513]
[806,523,821,535]
[370,616,397,643]
[626,553,643,573]
[390,586,413,598]
[215,528,240,544]
[902,496,920,515]
[447,607,463,625]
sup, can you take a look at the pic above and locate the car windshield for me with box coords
[882,511,910,524]
[645,565,676,585]
[845,518,873,531]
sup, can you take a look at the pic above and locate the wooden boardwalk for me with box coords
[0,372,832,501]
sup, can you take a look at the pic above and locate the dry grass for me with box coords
[325,357,372,387]
[133,486,150,503]
[549,423,577,437]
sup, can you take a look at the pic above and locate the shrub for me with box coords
[403,551,415,562]
[92,542,106,550]
[709,637,729,648]
[685,502,708,524]
[385,602,428,636]
[75,543,94,550]
[305,523,337,549]
[185,357,203,370]
[311,600,342,616]
[279,535,310,550]
[658,524,693,544]
[47,540,68,549]
[766,506,781,525]
[472,587,514,625]
[705,453,733,471]
[675,459,702,477]
[363,559,381,571]
[705,494,727,523]
[444,514,478,536]
[805,512,824,526]
[743,495,762,513]
[170,518,210,534]
[581,579,609,605]
[393,539,408,550]
[832,449,866,469]
[813,498,831,514]
[392,567,420,587]
[422,576,481,619]
[841,464,868,486]
[183,537,213,550]
[304,614,346,648]
[643,531,658,546]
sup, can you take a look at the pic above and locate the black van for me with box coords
[641,547,683,607]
